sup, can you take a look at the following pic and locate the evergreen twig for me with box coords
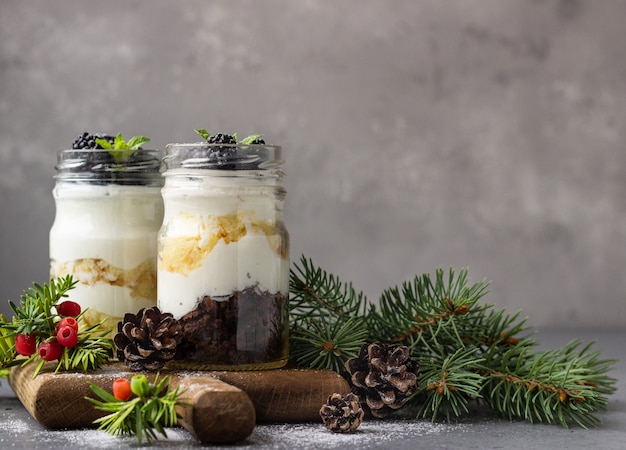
[0,275,114,377]
[288,255,618,428]
[414,345,485,421]
[480,340,617,428]
[289,256,370,372]
[290,255,368,322]
[86,374,187,445]
[0,315,15,378]
[290,318,369,373]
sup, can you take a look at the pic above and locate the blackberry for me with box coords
[185,131,266,169]
[207,133,237,145]
[205,133,237,167]
[72,132,115,150]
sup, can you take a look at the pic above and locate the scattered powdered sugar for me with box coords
[2,396,465,449]
[0,421,200,449]
[247,419,465,449]
[0,398,199,449]
[0,415,33,434]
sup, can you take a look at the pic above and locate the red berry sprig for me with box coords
[15,299,83,362]
[38,340,64,361]
[56,300,81,318]
[86,374,187,445]
[14,333,37,357]
[1,275,114,377]
[57,325,78,348]
[56,317,79,333]
[113,378,133,401]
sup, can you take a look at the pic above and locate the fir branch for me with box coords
[287,256,618,428]
[1,275,114,376]
[369,268,536,364]
[480,340,617,428]
[289,256,370,370]
[412,346,485,422]
[290,255,368,322]
[462,308,534,350]
[86,374,187,445]
[290,318,369,373]
[0,315,16,377]
[55,329,115,373]
[368,267,492,347]
[7,275,77,336]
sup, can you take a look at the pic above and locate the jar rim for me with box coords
[163,142,283,172]
[165,142,282,149]
[55,148,164,185]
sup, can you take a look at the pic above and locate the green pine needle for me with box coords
[7,275,77,336]
[86,374,188,445]
[55,328,114,374]
[289,256,370,371]
[414,346,485,422]
[481,340,617,428]
[0,315,16,372]
[369,267,492,347]
[290,317,369,373]
[288,255,619,428]
[290,255,368,322]
[0,275,114,377]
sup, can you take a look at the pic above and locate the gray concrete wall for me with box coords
[1,0,625,328]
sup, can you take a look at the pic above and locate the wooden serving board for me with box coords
[9,362,350,444]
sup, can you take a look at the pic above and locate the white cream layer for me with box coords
[49,183,163,318]
[157,233,289,319]
[156,177,288,319]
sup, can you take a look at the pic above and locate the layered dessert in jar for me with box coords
[49,133,163,335]
[158,132,289,370]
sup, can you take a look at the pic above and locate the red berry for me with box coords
[56,326,78,348]
[55,317,79,333]
[56,300,81,317]
[113,378,133,401]
[38,340,64,361]
[15,333,37,356]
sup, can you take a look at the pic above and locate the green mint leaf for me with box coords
[102,134,150,162]
[232,133,238,142]
[195,129,211,140]
[240,134,263,145]
[113,133,128,150]
[109,149,135,163]
[126,136,150,150]
[95,138,113,150]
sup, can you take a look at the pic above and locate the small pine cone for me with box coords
[114,307,182,371]
[320,392,364,433]
[344,342,419,418]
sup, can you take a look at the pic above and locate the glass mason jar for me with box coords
[158,142,290,370]
[49,149,164,336]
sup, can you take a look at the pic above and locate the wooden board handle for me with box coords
[172,374,255,444]
[9,363,256,444]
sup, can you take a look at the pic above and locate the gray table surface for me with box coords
[1,329,624,449]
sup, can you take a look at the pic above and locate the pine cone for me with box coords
[114,307,182,371]
[319,392,364,433]
[344,342,419,418]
